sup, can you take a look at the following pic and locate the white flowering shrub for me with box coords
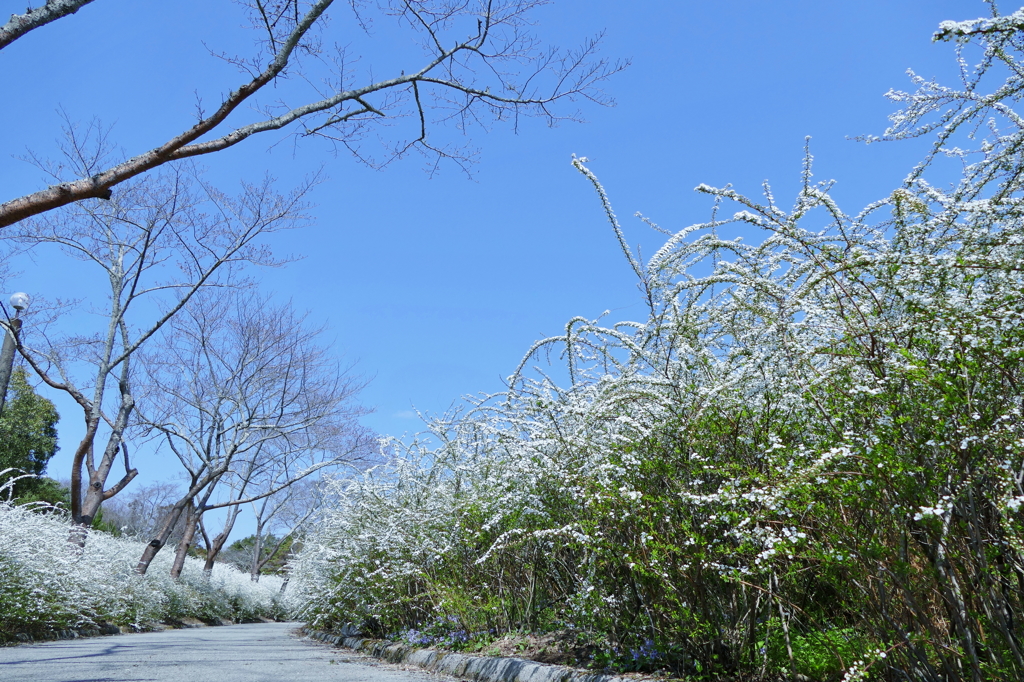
[0,482,293,640]
[294,8,1024,681]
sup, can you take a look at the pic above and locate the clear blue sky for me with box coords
[1,0,976,495]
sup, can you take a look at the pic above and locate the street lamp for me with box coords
[0,292,29,414]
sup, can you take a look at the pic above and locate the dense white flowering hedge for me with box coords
[291,9,1024,679]
[0,481,293,639]
[291,143,1024,680]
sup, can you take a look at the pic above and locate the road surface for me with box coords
[0,622,444,682]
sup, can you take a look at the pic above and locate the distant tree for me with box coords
[240,477,323,581]
[197,454,335,578]
[96,482,183,539]
[0,367,59,500]
[221,533,295,578]
[0,0,624,228]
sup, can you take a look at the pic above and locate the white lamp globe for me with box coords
[9,292,29,311]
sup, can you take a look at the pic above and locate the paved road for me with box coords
[0,622,442,682]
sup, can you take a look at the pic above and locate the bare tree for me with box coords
[0,0,625,228]
[12,161,311,536]
[186,448,279,577]
[134,290,374,576]
[98,481,183,538]
[196,409,378,576]
[195,458,319,577]
[246,478,324,581]
[201,478,323,580]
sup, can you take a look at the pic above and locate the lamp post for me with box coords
[0,292,29,414]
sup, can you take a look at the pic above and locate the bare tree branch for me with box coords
[0,0,97,50]
[0,0,625,228]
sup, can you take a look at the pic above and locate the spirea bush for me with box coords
[0,480,293,639]
[293,9,1024,682]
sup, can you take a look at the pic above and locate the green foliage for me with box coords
[9,477,68,507]
[0,367,59,501]
[759,624,874,679]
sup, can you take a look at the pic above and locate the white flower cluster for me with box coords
[840,647,889,682]
[0,482,292,631]
[913,495,953,522]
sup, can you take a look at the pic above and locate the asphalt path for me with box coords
[0,622,445,682]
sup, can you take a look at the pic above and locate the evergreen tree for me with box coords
[0,367,59,501]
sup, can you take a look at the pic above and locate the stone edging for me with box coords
[1,623,123,646]
[303,628,638,682]
[1,617,237,646]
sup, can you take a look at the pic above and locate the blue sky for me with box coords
[2,0,978,496]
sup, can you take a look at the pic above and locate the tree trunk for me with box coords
[203,531,230,573]
[250,532,264,582]
[136,470,221,574]
[203,505,241,572]
[170,504,198,579]
[68,405,137,548]
[135,497,194,575]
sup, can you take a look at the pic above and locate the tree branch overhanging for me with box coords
[0,0,97,50]
[0,0,625,228]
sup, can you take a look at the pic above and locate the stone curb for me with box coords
[303,628,635,682]
[2,616,256,646]
[2,622,125,646]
